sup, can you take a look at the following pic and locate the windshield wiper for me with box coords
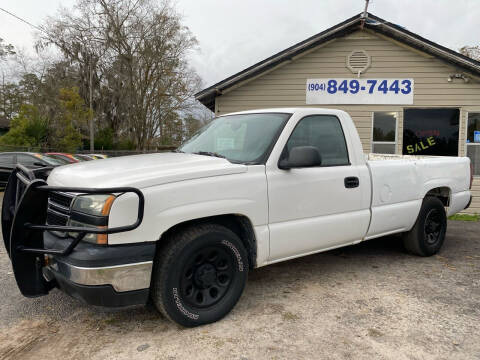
[193,151,226,159]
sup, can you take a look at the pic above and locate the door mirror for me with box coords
[278,146,322,170]
[33,162,45,167]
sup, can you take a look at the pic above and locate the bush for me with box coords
[0,104,48,150]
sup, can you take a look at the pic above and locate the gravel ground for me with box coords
[0,217,479,359]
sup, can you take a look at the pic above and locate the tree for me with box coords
[51,87,91,152]
[0,38,15,60]
[0,87,90,152]
[1,39,17,127]
[40,0,201,150]
[0,104,48,150]
[460,46,480,61]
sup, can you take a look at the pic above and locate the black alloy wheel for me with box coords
[403,196,447,256]
[151,223,249,327]
[424,208,442,245]
[180,246,235,308]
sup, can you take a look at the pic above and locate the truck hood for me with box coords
[47,153,248,188]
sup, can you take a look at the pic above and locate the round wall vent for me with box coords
[346,50,371,74]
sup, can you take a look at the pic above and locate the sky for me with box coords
[1,0,479,89]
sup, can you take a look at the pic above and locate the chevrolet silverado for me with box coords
[2,108,473,327]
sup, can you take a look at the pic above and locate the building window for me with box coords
[467,113,480,176]
[371,112,397,154]
[403,108,459,156]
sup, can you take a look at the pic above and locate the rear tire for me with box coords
[403,197,447,256]
[151,223,248,327]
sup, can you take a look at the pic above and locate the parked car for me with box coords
[0,152,67,188]
[89,153,108,159]
[2,108,473,327]
[74,154,95,161]
[46,152,84,163]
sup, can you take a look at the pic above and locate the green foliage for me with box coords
[448,213,479,222]
[93,127,114,150]
[0,104,48,150]
[51,87,91,152]
[113,138,136,150]
[0,87,91,153]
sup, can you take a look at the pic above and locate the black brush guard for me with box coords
[1,164,145,297]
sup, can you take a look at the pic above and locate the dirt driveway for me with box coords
[0,219,479,359]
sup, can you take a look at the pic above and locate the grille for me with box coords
[46,210,69,226]
[49,192,74,209]
[47,192,74,228]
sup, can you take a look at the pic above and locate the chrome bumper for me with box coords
[44,257,153,292]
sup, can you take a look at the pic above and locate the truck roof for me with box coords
[220,107,348,117]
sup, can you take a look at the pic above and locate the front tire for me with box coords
[403,197,447,256]
[151,224,248,327]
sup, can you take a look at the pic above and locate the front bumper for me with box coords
[42,232,155,307]
[2,164,146,303]
[45,268,151,307]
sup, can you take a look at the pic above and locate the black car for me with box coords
[0,152,68,188]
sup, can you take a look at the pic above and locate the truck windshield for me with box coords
[179,113,291,164]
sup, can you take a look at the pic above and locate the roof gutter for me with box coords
[369,21,480,73]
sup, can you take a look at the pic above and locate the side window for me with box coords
[0,153,15,164]
[285,115,349,166]
[16,154,39,166]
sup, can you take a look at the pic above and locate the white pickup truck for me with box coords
[2,108,472,327]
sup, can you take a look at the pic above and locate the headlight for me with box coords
[69,194,115,244]
[68,219,106,244]
[72,194,115,216]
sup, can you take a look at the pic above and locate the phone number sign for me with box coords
[306,78,414,105]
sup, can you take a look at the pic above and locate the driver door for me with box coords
[266,114,370,261]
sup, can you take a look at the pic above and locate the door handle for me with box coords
[344,176,359,188]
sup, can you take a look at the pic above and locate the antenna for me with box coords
[360,0,370,29]
[362,0,370,18]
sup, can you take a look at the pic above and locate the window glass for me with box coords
[16,154,38,166]
[403,108,459,156]
[373,112,396,142]
[180,113,290,164]
[33,154,68,165]
[0,153,14,164]
[467,113,480,143]
[285,115,349,166]
[467,113,480,176]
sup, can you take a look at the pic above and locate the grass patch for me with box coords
[448,213,479,222]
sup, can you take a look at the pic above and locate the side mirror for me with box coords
[33,162,46,167]
[278,146,322,170]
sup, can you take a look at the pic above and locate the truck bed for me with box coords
[364,153,471,240]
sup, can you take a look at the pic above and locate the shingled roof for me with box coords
[196,12,480,111]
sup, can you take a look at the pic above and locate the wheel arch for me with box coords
[157,214,257,269]
[423,186,451,207]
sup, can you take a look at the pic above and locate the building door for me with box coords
[403,108,459,156]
